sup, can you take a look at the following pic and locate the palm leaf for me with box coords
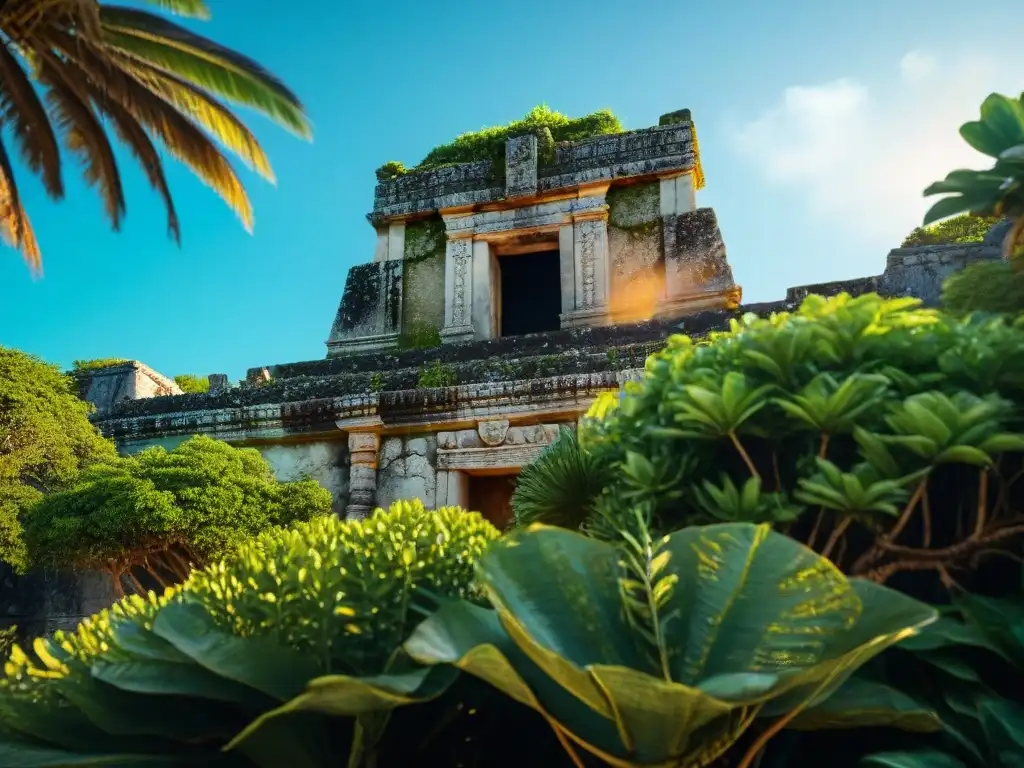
[37,55,126,231]
[61,42,253,231]
[117,57,275,181]
[86,80,180,242]
[99,6,311,137]
[135,0,211,19]
[0,43,63,198]
[0,133,41,273]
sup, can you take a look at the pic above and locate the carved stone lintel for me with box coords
[477,419,510,446]
[346,432,380,519]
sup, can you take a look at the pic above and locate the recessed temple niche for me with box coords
[468,474,516,529]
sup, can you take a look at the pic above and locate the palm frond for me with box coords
[87,86,180,243]
[63,41,253,231]
[99,6,311,138]
[0,134,42,274]
[134,0,210,19]
[38,54,125,230]
[117,57,275,182]
[0,42,63,197]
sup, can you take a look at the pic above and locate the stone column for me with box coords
[346,432,380,519]
[505,134,538,200]
[561,208,611,327]
[471,239,497,339]
[660,173,696,217]
[440,235,476,343]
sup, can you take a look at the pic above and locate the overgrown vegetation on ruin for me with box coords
[375,105,623,181]
[173,374,211,394]
[901,213,1000,247]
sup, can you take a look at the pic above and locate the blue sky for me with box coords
[1,0,1019,381]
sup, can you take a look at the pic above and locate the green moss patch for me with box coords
[402,217,447,342]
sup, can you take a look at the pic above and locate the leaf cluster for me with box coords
[172,373,210,394]
[0,500,505,767]
[923,93,1024,261]
[22,435,332,594]
[942,261,1024,317]
[0,0,310,272]
[513,293,1024,593]
[901,214,1000,247]
[0,346,116,571]
[412,105,622,176]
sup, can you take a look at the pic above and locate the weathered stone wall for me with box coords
[880,243,1000,305]
[257,440,350,517]
[77,362,183,416]
[377,435,438,509]
[327,260,404,356]
[607,182,664,310]
[401,218,447,342]
[663,208,737,298]
[0,565,118,642]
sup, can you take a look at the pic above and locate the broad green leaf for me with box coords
[787,678,941,732]
[150,600,321,701]
[0,740,181,767]
[861,750,968,768]
[979,94,1024,152]
[92,659,273,709]
[955,593,1024,668]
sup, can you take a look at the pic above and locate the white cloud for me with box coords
[732,52,1013,244]
[899,51,936,84]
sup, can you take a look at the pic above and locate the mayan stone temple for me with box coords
[82,108,1003,532]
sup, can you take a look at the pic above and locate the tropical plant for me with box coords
[389,520,938,768]
[512,427,612,529]
[0,0,310,273]
[860,593,1024,768]
[0,626,14,662]
[0,500,505,767]
[942,261,1024,316]
[173,374,210,394]
[22,435,332,595]
[922,92,1024,263]
[901,214,1001,247]
[512,294,1024,596]
[0,346,117,571]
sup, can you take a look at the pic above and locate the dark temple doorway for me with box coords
[499,249,562,337]
[468,474,516,530]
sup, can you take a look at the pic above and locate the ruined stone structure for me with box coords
[5,109,1005,638]
[80,111,1004,525]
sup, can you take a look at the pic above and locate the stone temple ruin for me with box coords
[79,108,1005,529]
[4,107,1006,636]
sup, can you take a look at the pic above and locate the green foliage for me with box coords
[515,293,1024,593]
[173,374,210,394]
[374,160,407,181]
[397,325,442,350]
[418,361,457,389]
[511,427,611,529]
[70,357,129,372]
[902,214,1000,247]
[0,347,117,571]
[402,521,938,768]
[412,105,622,176]
[0,627,13,662]
[22,435,331,595]
[861,593,1024,768]
[923,92,1024,260]
[369,372,384,393]
[942,260,1024,316]
[0,500,503,767]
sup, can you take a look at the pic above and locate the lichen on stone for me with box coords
[402,216,446,341]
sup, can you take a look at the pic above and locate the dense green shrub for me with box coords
[70,357,129,372]
[513,293,1024,596]
[902,214,1000,247]
[0,500,504,767]
[23,435,332,595]
[412,105,622,175]
[173,373,210,393]
[0,347,117,571]
[417,360,457,388]
[942,260,1024,316]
